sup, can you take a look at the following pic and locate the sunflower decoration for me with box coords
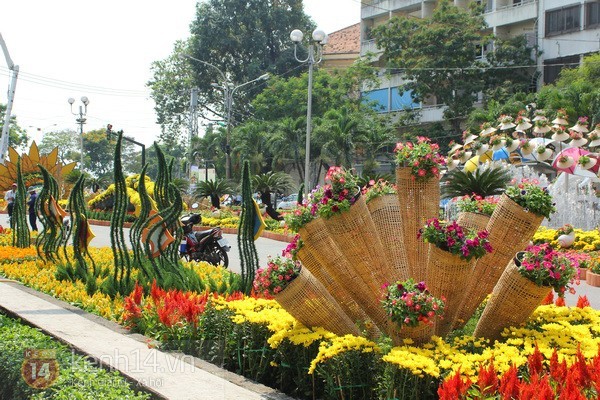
[0,142,77,191]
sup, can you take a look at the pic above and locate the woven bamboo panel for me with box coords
[387,321,434,347]
[456,212,490,233]
[396,168,440,281]
[300,218,386,333]
[473,260,551,342]
[323,196,389,295]
[274,266,361,336]
[455,194,544,327]
[367,195,410,283]
[296,245,367,327]
[425,245,475,337]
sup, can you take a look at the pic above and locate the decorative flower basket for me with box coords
[419,219,493,336]
[578,155,597,170]
[299,218,381,331]
[273,265,361,336]
[556,155,574,169]
[455,190,549,328]
[382,279,443,346]
[473,260,551,342]
[295,240,367,328]
[475,245,575,341]
[456,211,491,232]
[570,116,589,133]
[476,144,489,156]
[396,167,440,281]
[366,193,410,283]
[519,140,533,156]
[534,146,553,162]
[551,130,570,142]
[425,245,476,337]
[505,138,520,153]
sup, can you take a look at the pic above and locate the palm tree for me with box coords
[441,166,512,199]
[194,179,234,209]
[252,171,294,220]
[315,107,360,168]
[267,117,305,178]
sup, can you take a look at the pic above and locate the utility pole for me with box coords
[0,33,19,162]
[68,96,89,172]
[188,87,198,179]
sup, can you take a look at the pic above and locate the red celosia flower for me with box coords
[541,291,554,305]
[132,281,144,305]
[519,375,554,400]
[555,296,566,307]
[576,295,590,308]
[477,359,499,396]
[438,369,471,400]
[499,364,519,400]
[151,279,166,304]
[550,349,567,387]
[559,371,586,400]
[528,343,544,377]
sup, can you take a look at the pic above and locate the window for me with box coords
[586,1,600,29]
[545,5,582,36]
[361,88,420,113]
[543,55,580,84]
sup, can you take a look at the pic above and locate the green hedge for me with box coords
[0,313,150,400]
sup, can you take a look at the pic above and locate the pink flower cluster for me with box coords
[517,244,577,297]
[253,256,301,297]
[382,278,445,328]
[312,166,359,218]
[418,218,493,261]
[395,137,445,181]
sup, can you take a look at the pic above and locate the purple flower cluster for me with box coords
[418,218,493,261]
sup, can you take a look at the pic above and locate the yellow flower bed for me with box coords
[533,226,600,252]
[214,296,600,382]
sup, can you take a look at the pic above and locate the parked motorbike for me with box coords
[179,209,230,268]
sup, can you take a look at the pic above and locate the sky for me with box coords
[0,0,361,148]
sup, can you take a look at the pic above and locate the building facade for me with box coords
[360,0,600,118]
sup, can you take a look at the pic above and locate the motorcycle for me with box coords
[179,210,230,268]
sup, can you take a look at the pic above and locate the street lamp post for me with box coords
[68,96,89,172]
[290,28,327,196]
[181,54,268,180]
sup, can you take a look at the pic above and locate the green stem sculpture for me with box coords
[12,157,30,248]
[36,165,60,262]
[237,160,260,294]
[129,164,151,278]
[110,131,132,295]
[68,175,97,283]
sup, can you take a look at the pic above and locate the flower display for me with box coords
[418,218,493,261]
[285,202,315,232]
[504,181,556,219]
[382,279,445,329]
[395,137,445,182]
[455,195,499,216]
[489,135,503,146]
[515,244,577,296]
[253,255,301,297]
[498,115,513,124]
[557,224,574,236]
[364,179,397,203]
[314,166,360,219]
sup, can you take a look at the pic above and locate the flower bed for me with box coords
[0,313,150,399]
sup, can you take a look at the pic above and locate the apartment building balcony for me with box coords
[361,0,426,19]
[484,0,538,28]
[360,39,383,57]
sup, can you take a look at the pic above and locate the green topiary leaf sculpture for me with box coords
[237,160,260,294]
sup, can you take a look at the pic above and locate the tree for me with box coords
[441,167,512,199]
[39,129,80,163]
[187,0,314,119]
[267,117,305,178]
[84,128,139,181]
[194,178,234,208]
[313,107,362,169]
[0,104,29,151]
[252,171,294,220]
[373,0,535,134]
[147,40,196,148]
[537,53,600,125]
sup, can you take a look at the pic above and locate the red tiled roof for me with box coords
[323,23,360,55]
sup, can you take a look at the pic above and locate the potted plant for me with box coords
[315,167,360,219]
[462,130,478,146]
[533,119,551,136]
[419,218,493,335]
[563,250,592,281]
[382,278,445,345]
[587,257,600,287]
[588,128,600,147]
[532,109,547,121]
[570,116,589,133]
[519,140,534,155]
[285,202,316,233]
[253,255,360,335]
[556,154,575,169]
[498,115,516,131]
[505,137,519,153]
[455,195,498,231]
[515,114,532,131]
[504,182,556,219]
[556,224,576,247]
[552,108,569,126]
[569,131,588,147]
[534,145,553,162]
[578,155,597,170]
[394,138,445,182]
[551,125,570,142]
[474,244,576,341]
[489,135,505,151]
[480,122,497,137]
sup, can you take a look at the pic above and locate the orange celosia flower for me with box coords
[499,364,519,400]
[555,296,566,307]
[437,369,471,400]
[477,359,498,396]
[576,295,590,308]
[541,291,554,305]
[528,343,544,377]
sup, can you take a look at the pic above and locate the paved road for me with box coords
[3,214,599,308]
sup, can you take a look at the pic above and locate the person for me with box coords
[4,183,17,224]
[27,187,38,231]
